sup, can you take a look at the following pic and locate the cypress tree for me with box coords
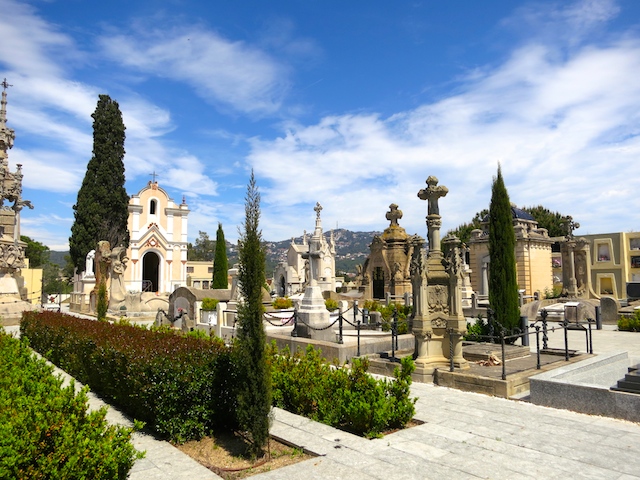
[69,95,130,273]
[235,171,271,457]
[212,223,228,289]
[488,165,520,333]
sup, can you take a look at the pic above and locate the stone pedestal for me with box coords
[295,283,332,341]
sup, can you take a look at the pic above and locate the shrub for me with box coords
[20,311,238,443]
[272,297,293,309]
[201,298,219,311]
[97,281,108,321]
[368,302,411,335]
[325,298,339,311]
[0,328,143,479]
[618,310,640,332]
[464,315,491,341]
[544,286,562,299]
[270,344,416,438]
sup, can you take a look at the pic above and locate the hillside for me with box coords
[263,228,379,277]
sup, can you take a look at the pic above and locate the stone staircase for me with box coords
[612,364,640,394]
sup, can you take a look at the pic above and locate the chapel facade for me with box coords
[124,181,189,293]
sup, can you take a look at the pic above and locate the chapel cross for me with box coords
[1,79,12,91]
[150,171,159,183]
[314,202,322,219]
[385,203,403,227]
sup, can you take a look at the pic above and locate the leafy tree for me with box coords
[522,205,567,237]
[69,94,130,273]
[212,223,228,289]
[20,235,49,268]
[449,205,569,243]
[235,171,271,457]
[488,166,520,333]
[187,230,215,261]
[43,263,72,295]
[447,209,488,244]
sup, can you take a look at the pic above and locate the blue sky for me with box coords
[1,0,639,250]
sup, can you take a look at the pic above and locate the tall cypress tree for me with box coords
[69,95,130,273]
[488,165,520,333]
[212,223,228,289]
[235,171,271,457]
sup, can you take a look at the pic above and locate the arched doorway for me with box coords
[142,251,160,292]
[373,266,385,299]
[279,275,286,297]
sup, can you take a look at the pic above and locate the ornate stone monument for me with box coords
[0,79,33,307]
[412,176,468,379]
[560,216,597,299]
[294,203,332,340]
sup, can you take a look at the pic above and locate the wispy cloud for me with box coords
[248,0,640,238]
[99,25,290,116]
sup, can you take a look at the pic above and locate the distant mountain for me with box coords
[263,228,379,277]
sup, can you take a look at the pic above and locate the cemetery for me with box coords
[2,82,640,478]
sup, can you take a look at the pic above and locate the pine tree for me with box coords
[488,165,520,333]
[69,95,130,273]
[212,223,228,289]
[235,171,271,457]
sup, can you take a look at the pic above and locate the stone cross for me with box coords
[417,176,448,254]
[418,176,448,216]
[385,203,402,227]
[314,202,322,219]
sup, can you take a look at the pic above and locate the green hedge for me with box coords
[21,311,417,443]
[270,344,416,438]
[21,311,239,443]
[0,328,142,479]
[618,310,640,332]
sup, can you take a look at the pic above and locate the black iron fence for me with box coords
[458,312,596,380]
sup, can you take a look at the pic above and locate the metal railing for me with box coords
[459,312,596,380]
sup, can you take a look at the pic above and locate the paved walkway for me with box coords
[6,321,640,479]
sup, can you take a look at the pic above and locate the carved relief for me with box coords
[428,285,449,314]
[431,318,447,329]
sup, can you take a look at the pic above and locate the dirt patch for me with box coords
[175,433,313,479]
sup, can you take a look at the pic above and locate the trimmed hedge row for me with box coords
[21,311,239,443]
[270,344,416,438]
[0,328,142,479]
[21,311,417,442]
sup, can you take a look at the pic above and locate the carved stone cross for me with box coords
[385,203,403,227]
[314,202,322,219]
[417,176,448,216]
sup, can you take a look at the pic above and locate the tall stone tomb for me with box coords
[357,204,413,301]
[0,79,34,309]
[411,176,468,379]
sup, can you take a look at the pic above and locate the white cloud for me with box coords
[99,27,290,116]
[248,12,640,240]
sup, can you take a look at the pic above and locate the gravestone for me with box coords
[600,296,620,324]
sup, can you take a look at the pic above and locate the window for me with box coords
[208,267,213,273]
[193,281,201,289]
[632,256,640,269]
[203,281,210,289]
[187,266,194,273]
[631,238,640,251]
[150,199,157,215]
[597,244,610,262]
